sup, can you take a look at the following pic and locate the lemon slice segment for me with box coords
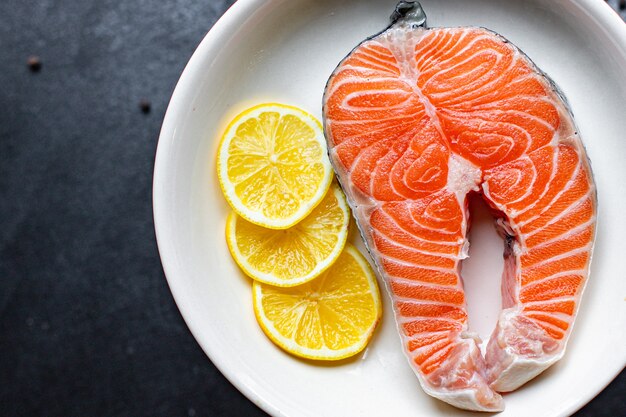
[217,103,333,229]
[253,245,382,360]
[226,183,350,287]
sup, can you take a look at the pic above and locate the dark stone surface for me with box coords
[0,1,623,416]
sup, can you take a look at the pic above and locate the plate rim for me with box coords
[153,1,626,416]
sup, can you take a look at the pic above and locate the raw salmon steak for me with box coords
[322,1,596,412]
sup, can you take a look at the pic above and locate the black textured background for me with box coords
[0,1,624,416]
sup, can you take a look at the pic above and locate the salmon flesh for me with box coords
[322,1,596,412]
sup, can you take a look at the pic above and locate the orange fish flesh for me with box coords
[322,1,596,412]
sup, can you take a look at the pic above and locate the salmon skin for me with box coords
[322,1,596,412]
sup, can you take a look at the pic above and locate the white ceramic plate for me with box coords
[153,1,626,415]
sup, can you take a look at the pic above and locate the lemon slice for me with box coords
[252,245,382,360]
[217,103,333,229]
[226,183,350,287]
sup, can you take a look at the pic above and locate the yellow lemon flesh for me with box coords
[226,183,350,287]
[217,103,332,229]
[252,245,382,360]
